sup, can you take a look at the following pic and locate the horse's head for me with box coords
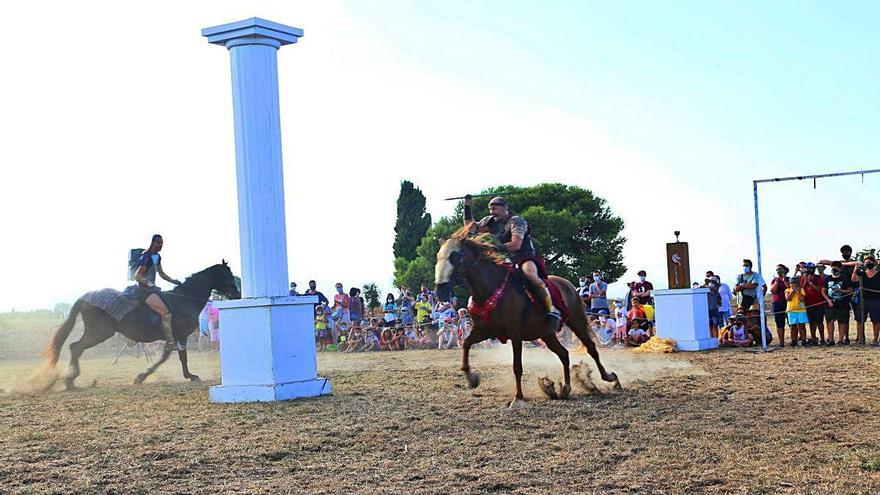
[435,237,468,303]
[212,259,241,300]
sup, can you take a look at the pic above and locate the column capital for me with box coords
[202,17,303,49]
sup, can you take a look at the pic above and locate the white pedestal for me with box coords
[209,295,331,403]
[654,288,718,351]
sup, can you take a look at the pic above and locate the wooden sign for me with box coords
[666,242,691,289]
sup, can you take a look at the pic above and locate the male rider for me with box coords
[463,195,560,329]
[133,234,182,349]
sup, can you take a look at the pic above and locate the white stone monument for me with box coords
[654,288,718,351]
[202,18,331,402]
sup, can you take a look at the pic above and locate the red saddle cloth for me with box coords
[524,278,570,323]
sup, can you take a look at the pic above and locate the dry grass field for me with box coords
[2,343,880,494]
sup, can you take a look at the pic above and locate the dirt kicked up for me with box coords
[2,345,880,494]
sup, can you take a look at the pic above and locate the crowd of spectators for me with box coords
[296,282,479,352]
[291,243,879,354]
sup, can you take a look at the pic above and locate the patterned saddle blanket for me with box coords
[81,288,140,323]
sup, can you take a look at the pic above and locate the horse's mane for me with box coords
[449,225,509,267]
[171,264,219,293]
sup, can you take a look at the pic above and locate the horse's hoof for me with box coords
[466,373,481,389]
[134,373,147,385]
[539,377,559,399]
[560,383,572,400]
[605,371,619,383]
[508,398,528,409]
[188,375,201,383]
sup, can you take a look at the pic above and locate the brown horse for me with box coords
[45,262,240,390]
[435,230,620,408]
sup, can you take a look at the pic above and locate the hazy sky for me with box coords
[1,1,878,311]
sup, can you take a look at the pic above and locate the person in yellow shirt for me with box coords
[414,294,433,325]
[785,277,808,346]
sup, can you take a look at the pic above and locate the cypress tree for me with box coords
[393,180,432,261]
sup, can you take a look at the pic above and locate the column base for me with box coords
[210,377,331,403]
[673,337,719,352]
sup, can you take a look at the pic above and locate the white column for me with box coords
[203,18,330,402]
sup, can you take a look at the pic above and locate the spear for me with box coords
[443,192,511,201]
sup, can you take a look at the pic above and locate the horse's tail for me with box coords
[44,298,83,367]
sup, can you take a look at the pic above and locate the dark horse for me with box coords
[45,261,240,390]
[435,229,620,408]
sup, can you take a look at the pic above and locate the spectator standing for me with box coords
[289,282,299,296]
[589,272,610,317]
[714,275,733,327]
[705,277,721,338]
[734,259,765,311]
[852,256,880,346]
[577,276,591,311]
[821,245,864,344]
[800,263,826,345]
[821,261,852,346]
[330,283,351,342]
[785,277,808,346]
[206,294,221,352]
[769,265,790,347]
[348,287,363,326]
[414,294,432,325]
[632,270,654,304]
[400,290,415,325]
[383,293,398,327]
[304,280,329,310]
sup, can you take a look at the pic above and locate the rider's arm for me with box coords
[157,264,182,285]
[134,266,151,287]
[501,234,523,253]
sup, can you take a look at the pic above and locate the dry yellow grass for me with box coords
[2,344,880,494]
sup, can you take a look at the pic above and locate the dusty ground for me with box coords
[2,344,880,494]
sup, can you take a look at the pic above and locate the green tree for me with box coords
[393,180,432,261]
[362,282,380,311]
[398,183,626,289]
[856,246,878,261]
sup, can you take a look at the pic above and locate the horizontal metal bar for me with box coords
[754,168,880,185]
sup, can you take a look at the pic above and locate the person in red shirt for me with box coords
[626,298,650,346]
[769,264,791,347]
[800,262,826,345]
[632,270,654,305]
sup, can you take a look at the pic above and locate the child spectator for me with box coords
[626,297,650,346]
[769,264,790,348]
[822,260,853,346]
[438,317,459,349]
[800,263,826,345]
[392,326,407,351]
[785,277,808,346]
[405,324,420,349]
[457,308,472,346]
[315,304,331,351]
[344,325,364,352]
[348,287,363,326]
[720,314,754,347]
[380,325,395,351]
[364,327,380,352]
[383,293,398,327]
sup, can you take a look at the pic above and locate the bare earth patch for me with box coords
[2,345,880,494]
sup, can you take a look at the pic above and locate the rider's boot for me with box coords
[160,314,177,352]
[536,282,562,332]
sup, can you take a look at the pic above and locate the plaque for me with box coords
[666,242,690,289]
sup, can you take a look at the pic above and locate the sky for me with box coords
[1,0,879,311]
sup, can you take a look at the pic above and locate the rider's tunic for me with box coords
[125,251,163,302]
[475,214,535,264]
